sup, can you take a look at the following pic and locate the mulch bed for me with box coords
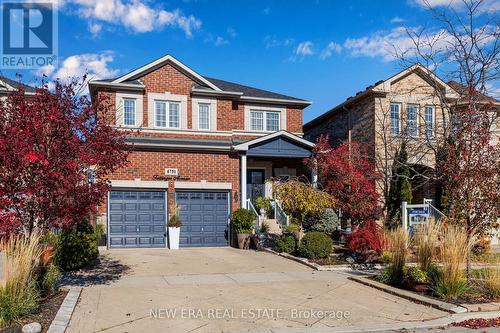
[1,289,68,333]
[450,317,500,329]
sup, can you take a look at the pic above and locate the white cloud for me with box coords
[343,26,452,62]
[410,0,500,12]
[485,83,500,99]
[36,52,118,84]
[390,16,406,23]
[62,0,201,37]
[319,42,342,59]
[214,36,229,46]
[264,35,294,49]
[88,22,102,37]
[227,27,237,38]
[296,41,314,56]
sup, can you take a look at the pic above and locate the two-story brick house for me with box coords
[89,54,314,249]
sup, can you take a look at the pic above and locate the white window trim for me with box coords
[406,103,420,137]
[424,105,435,138]
[244,105,286,132]
[192,97,217,131]
[154,100,182,129]
[390,102,402,136]
[116,92,143,127]
[198,103,211,130]
[147,92,187,129]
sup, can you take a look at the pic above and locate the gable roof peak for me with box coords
[112,54,221,91]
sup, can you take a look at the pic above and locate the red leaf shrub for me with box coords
[347,221,383,255]
[309,136,381,226]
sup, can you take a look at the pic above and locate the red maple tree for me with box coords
[0,79,128,237]
[310,136,381,226]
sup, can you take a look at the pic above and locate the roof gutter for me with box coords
[88,81,145,91]
[191,88,243,97]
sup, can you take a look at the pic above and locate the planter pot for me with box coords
[168,227,181,250]
[41,245,55,264]
[237,233,251,249]
[410,282,431,292]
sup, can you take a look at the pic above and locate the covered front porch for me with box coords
[234,130,317,212]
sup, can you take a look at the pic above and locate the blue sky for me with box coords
[2,0,499,122]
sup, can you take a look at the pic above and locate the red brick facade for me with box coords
[93,59,308,219]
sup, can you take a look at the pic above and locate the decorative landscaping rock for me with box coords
[22,322,42,333]
[346,256,355,264]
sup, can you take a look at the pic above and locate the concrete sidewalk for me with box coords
[66,249,447,333]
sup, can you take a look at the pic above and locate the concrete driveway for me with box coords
[66,248,446,333]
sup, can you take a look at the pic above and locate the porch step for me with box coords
[262,219,283,235]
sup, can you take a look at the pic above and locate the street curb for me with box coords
[259,248,384,272]
[348,276,468,314]
[230,311,500,333]
[47,286,82,333]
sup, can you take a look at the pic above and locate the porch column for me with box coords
[240,154,247,208]
[311,158,318,189]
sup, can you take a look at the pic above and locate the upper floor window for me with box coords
[406,104,419,137]
[198,103,210,130]
[390,103,401,136]
[169,102,180,128]
[154,101,180,128]
[424,106,434,138]
[250,110,280,132]
[123,98,136,126]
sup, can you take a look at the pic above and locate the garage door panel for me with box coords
[109,214,123,222]
[109,190,166,248]
[176,191,229,247]
[110,203,124,210]
[109,225,123,234]
[110,237,123,246]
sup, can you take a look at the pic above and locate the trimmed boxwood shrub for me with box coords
[298,232,333,259]
[303,208,339,233]
[55,220,98,271]
[275,234,296,253]
[232,208,255,234]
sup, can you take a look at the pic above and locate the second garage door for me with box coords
[176,191,229,247]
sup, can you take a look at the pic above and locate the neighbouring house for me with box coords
[304,64,499,226]
[89,54,315,249]
[0,76,36,96]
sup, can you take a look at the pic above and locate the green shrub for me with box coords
[298,232,333,259]
[285,223,300,235]
[255,196,272,213]
[275,234,296,253]
[433,278,468,300]
[303,208,339,234]
[0,281,39,326]
[38,264,61,296]
[55,220,98,271]
[232,208,255,234]
[404,266,429,285]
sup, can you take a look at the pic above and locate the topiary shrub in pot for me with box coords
[303,208,339,234]
[232,208,255,249]
[298,232,333,259]
[275,234,296,254]
[255,196,272,218]
[55,219,98,271]
[168,205,182,250]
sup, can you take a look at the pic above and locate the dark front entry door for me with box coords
[247,169,265,203]
[175,191,229,247]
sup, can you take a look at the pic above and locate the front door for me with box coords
[247,169,265,204]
